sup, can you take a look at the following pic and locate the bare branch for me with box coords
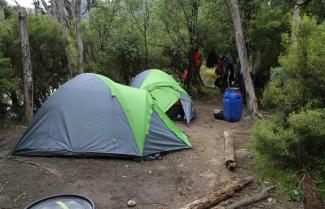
[14,0,21,7]
[40,0,48,12]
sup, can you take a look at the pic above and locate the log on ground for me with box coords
[179,176,253,209]
[224,131,236,171]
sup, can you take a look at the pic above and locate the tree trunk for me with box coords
[41,0,84,75]
[75,0,84,74]
[144,0,149,67]
[299,170,323,209]
[291,0,310,43]
[226,186,275,209]
[186,0,199,94]
[227,0,259,117]
[18,7,33,121]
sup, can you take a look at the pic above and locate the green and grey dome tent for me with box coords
[12,73,191,157]
[130,69,196,124]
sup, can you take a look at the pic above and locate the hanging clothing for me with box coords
[216,57,225,75]
[183,66,189,83]
[193,51,202,72]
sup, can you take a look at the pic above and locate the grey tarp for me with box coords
[12,73,190,158]
[180,92,196,124]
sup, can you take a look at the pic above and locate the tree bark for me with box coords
[186,0,199,94]
[41,0,84,75]
[227,0,259,117]
[299,170,323,209]
[179,176,253,209]
[144,0,149,67]
[225,186,275,209]
[224,131,236,171]
[291,0,311,43]
[18,7,33,122]
[75,0,84,74]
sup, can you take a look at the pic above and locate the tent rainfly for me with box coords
[130,69,196,124]
[12,73,191,158]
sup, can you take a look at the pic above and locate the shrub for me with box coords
[262,16,325,114]
[252,15,325,199]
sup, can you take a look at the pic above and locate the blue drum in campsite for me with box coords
[223,88,243,122]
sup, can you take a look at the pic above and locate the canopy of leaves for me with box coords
[263,16,325,113]
[0,13,75,117]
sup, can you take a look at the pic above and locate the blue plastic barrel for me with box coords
[223,88,243,122]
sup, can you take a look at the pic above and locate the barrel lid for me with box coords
[24,194,95,209]
[226,87,240,91]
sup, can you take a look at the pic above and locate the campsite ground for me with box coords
[0,96,300,209]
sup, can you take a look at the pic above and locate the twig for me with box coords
[179,176,253,209]
[0,205,22,209]
[14,192,27,202]
[14,0,21,7]
[1,157,73,183]
[225,186,275,209]
[138,201,167,206]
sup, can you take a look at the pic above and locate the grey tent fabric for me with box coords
[143,111,189,156]
[13,74,139,156]
[12,73,191,158]
[129,70,151,88]
[180,92,196,124]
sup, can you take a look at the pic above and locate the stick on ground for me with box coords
[225,186,275,209]
[179,176,253,209]
[0,156,73,183]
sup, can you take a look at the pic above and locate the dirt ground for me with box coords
[0,98,300,209]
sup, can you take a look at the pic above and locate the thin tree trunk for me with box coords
[18,7,33,121]
[40,0,72,78]
[291,0,311,43]
[227,0,259,117]
[75,0,84,74]
[186,0,198,94]
[144,0,149,67]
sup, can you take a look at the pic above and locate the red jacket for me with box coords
[193,51,202,71]
[183,66,189,83]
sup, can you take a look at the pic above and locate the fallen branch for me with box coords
[138,202,167,206]
[14,192,27,202]
[298,170,323,209]
[224,131,236,171]
[179,176,253,209]
[225,186,275,209]
[0,156,73,183]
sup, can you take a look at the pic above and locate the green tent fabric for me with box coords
[130,69,196,124]
[13,73,191,158]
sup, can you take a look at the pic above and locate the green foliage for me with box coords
[248,2,291,73]
[252,15,325,200]
[252,109,325,166]
[262,16,325,113]
[198,0,234,54]
[252,154,300,200]
[83,1,145,83]
[0,57,18,93]
[251,109,325,198]
[0,13,75,117]
[28,16,75,106]
[0,57,19,116]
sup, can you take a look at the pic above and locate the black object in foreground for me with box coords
[24,194,95,209]
[213,110,224,120]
